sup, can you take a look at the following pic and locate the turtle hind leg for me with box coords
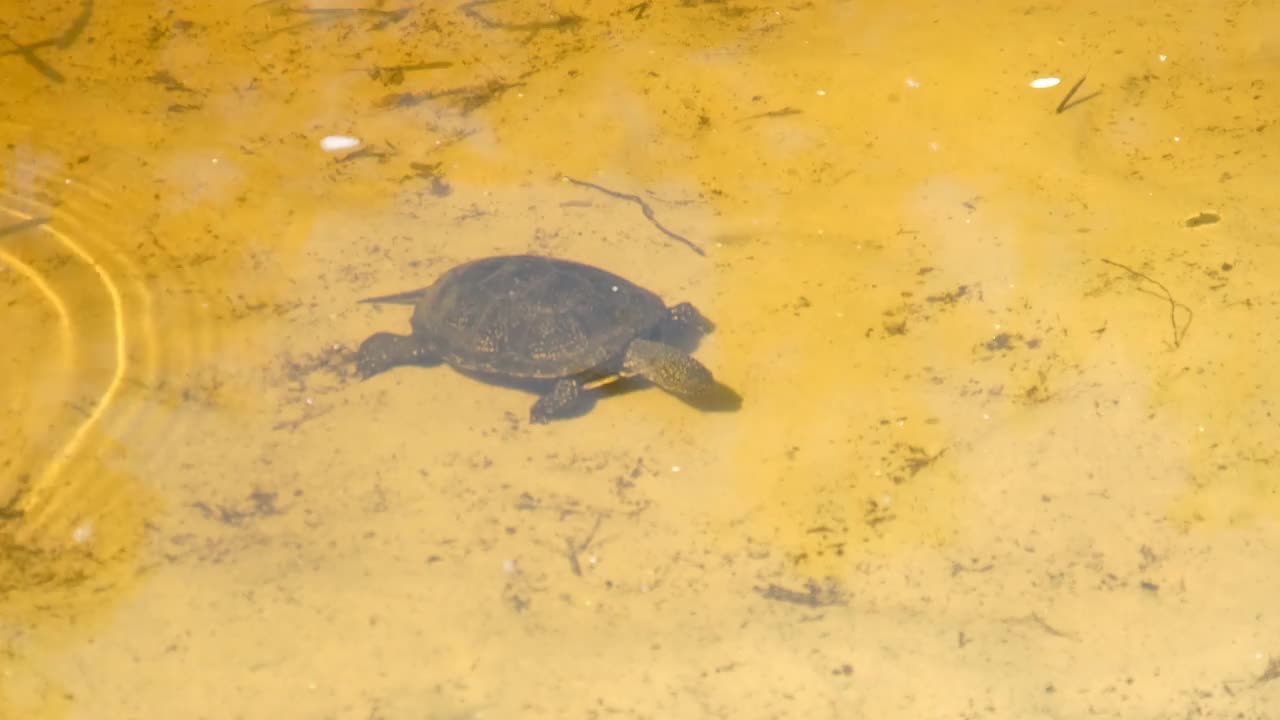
[622,338,716,399]
[355,332,440,379]
[530,377,584,424]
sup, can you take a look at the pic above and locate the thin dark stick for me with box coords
[563,515,604,576]
[1100,258,1193,349]
[1055,75,1087,113]
[57,0,94,49]
[1056,74,1100,114]
[1,34,65,83]
[460,0,581,33]
[561,176,706,256]
[0,0,89,81]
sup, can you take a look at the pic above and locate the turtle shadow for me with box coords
[658,322,709,356]
[682,382,743,413]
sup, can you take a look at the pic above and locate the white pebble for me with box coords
[320,135,361,152]
[72,522,93,544]
[1030,77,1061,89]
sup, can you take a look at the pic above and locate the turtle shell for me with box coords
[410,254,669,379]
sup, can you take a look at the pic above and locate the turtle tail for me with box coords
[359,286,432,305]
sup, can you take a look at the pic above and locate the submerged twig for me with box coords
[740,106,802,122]
[561,176,706,256]
[460,0,582,36]
[0,0,91,83]
[1,35,65,82]
[1056,73,1101,114]
[253,4,409,40]
[563,515,604,576]
[1100,257,1193,349]
[359,61,453,86]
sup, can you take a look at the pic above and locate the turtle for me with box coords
[354,254,727,423]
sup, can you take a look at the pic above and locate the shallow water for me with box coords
[2,0,1279,718]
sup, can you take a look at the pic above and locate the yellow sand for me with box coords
[2,1,1278,717]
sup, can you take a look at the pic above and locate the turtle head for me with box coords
[658,302,714,352]
[355,332,438,379]
[667,302,715,334]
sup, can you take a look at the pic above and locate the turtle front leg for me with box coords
[623,339,716,399]
[530,377,583,424]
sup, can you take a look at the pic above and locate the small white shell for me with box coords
[320,135,360,152]
[1030,77,1061,89]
